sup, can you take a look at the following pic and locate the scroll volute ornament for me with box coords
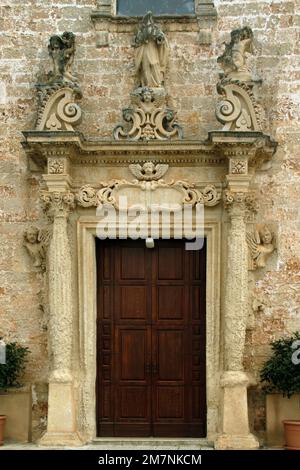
[216,27,265,132]
[35,32,82,132]
[40,191,76,219]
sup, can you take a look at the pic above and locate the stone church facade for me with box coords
[0,0,299,449]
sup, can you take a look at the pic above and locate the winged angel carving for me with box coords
[129,162,169,181]
[24,226,51,269]
[246,225,275,270]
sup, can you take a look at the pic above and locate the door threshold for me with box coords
[92,437,213,450]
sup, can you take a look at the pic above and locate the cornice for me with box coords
[22,131,227,169]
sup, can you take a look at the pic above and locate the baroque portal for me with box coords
[20,8,278,450]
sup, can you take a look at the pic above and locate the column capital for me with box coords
[223,188,258,217]
[40,190,75,219]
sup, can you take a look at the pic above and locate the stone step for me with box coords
[91,438,214,450]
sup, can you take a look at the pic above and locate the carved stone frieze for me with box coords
[129,162,169,181]
[40,191,76,219]
[76,181,221,209]
[114,86,182,141]
[24,226,51,270]
[246,224,275,270]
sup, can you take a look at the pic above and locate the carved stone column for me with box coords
[215,178,259,450]
[39,190,81,446]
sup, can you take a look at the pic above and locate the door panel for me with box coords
[96,239,206,437]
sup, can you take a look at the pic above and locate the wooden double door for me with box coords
[96,239,206,437]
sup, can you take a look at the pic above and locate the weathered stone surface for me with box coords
[0,0,299,447]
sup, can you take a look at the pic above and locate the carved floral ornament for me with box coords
[76,180,221,209]
[48,158,66,174]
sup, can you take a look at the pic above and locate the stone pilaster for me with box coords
[39,190,81,446]
[215,180,259,450]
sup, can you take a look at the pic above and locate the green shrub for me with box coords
[0,339,30,390]
[260,332,300,398]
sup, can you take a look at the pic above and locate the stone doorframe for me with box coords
[22,131,277,448]
[77,217,221,443]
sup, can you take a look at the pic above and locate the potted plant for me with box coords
[260,332,300,450]
[0,339,30,445]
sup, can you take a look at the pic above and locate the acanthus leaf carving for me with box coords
[223,189,259,224]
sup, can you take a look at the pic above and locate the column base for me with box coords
[217,371,259,450]
[39,431,83,447]
[215,433,259,450]
[42,381,80,446]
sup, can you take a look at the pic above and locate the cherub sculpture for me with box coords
[133,11,169,88]
[217,26,254,81]
[129,162,169,181]
[24,226,51,269]
[246,225,275,270]
[48,31,77,83]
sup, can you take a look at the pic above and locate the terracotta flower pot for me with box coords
[0,415,6,446]
[283,420,300,450]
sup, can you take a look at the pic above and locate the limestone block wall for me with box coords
[0,0,299,441]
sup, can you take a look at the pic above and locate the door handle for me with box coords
[146,363,151,374]
[152,362,158,375]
